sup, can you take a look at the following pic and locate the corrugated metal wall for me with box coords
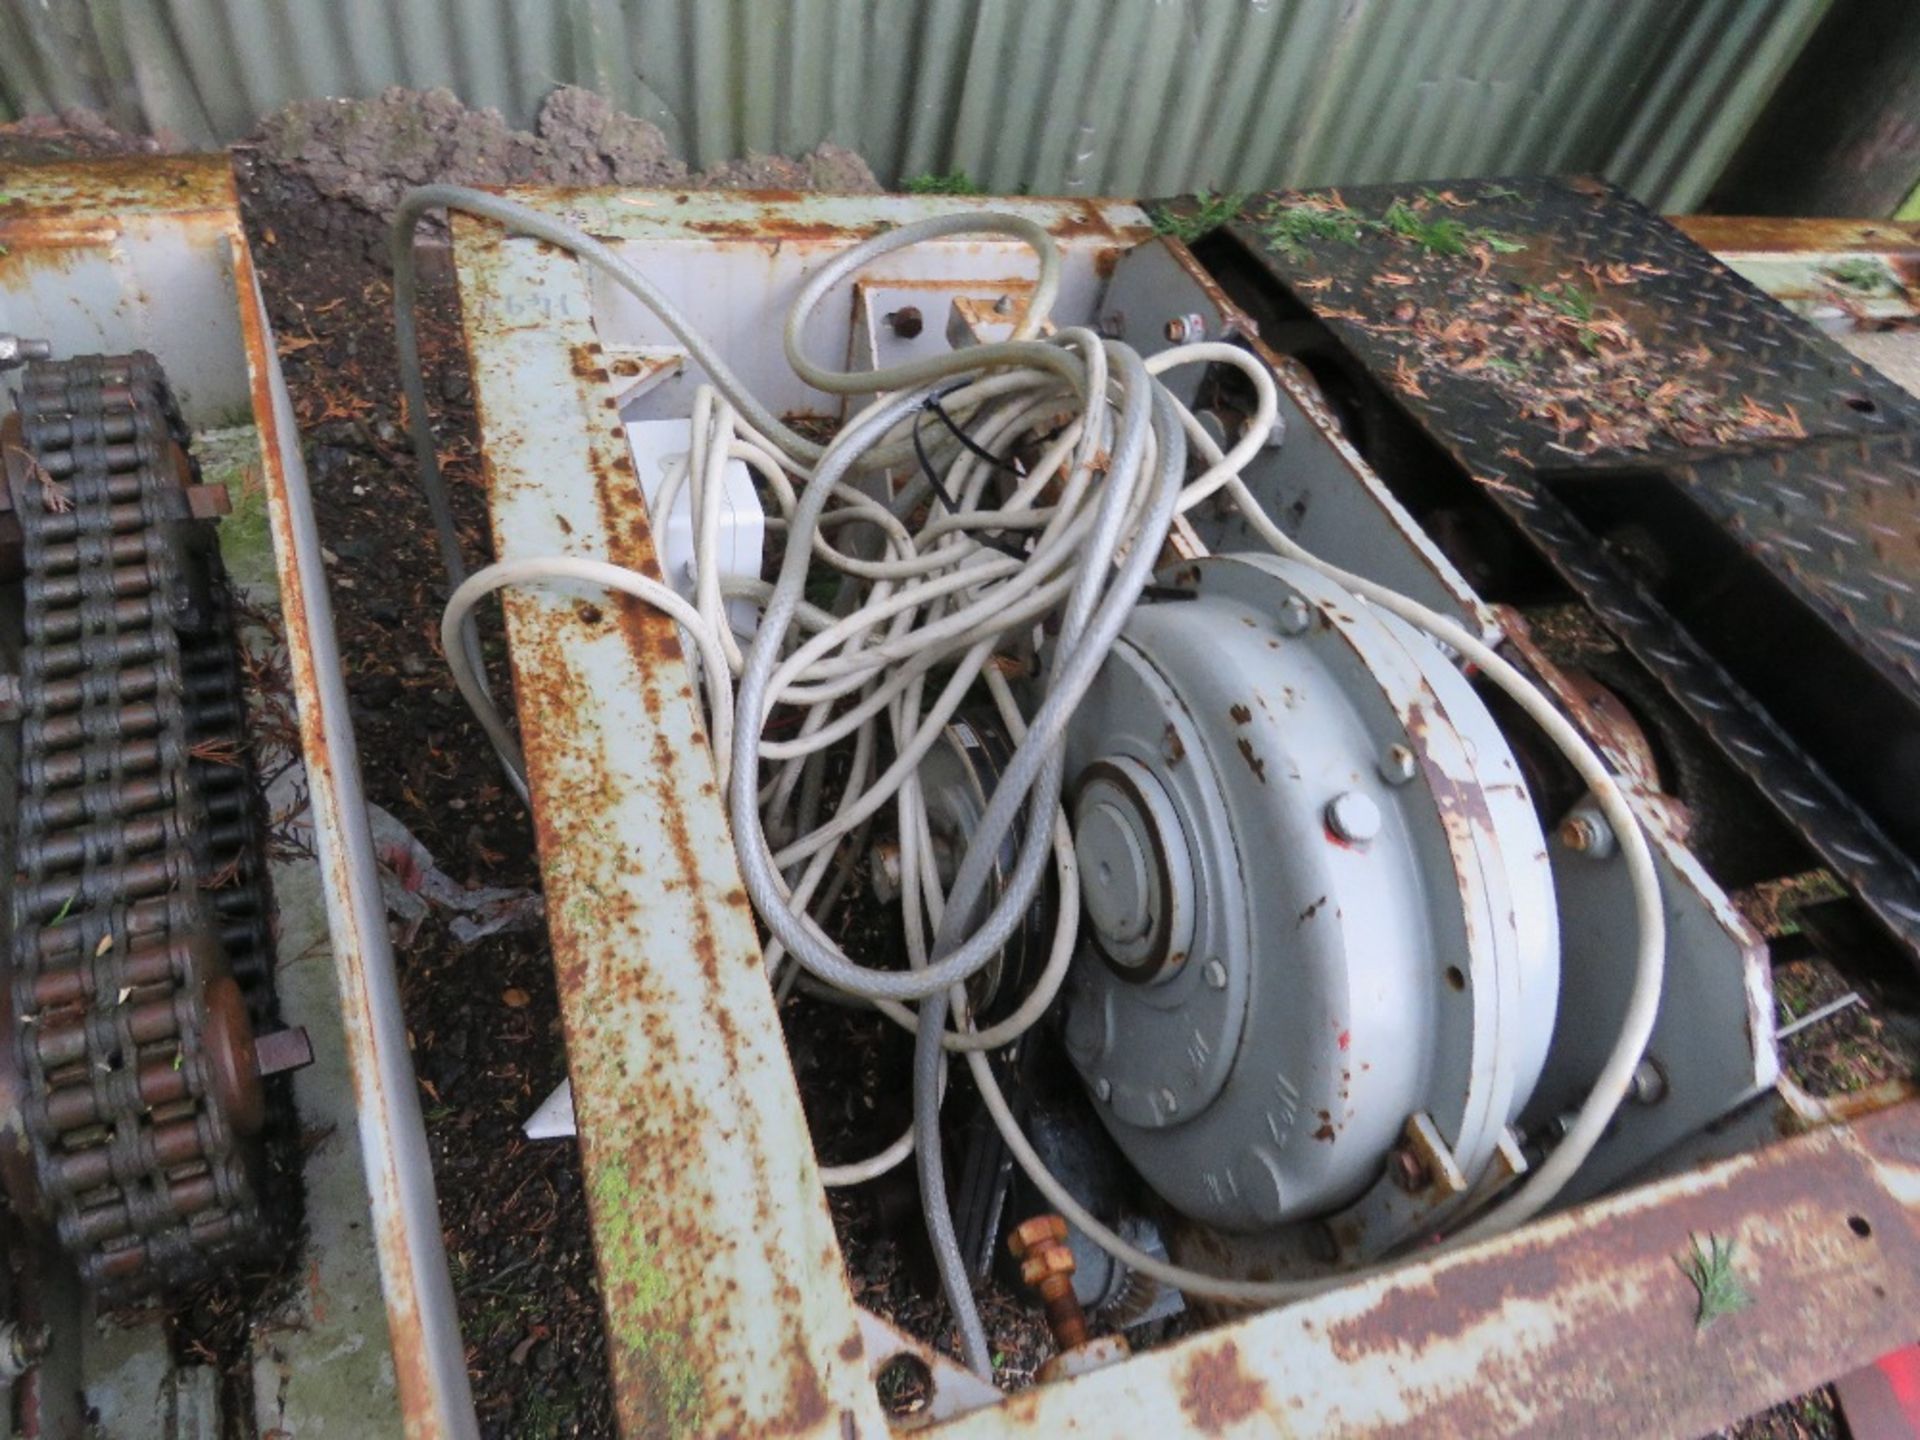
[0,0,1832,209]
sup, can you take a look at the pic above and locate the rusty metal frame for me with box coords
[445,192,1166,1438]
[1672,214,1920,328]
[930,1099,1920,1438]
[0,157,476,1439]
[236,234,479,1440]
[444,189,1920,1440]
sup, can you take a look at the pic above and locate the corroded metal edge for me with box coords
[1672,214,1920,260]
[227,168,479,1438]
[0,157,239,240]
[930,1100,1920,1438]
[450,189,1162,1437]
[453,211,885,1439]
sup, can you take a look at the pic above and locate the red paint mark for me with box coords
[1879,1345,1920,1421]
[1337,1029,1351,1051]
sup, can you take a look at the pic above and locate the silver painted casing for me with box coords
[1064,554,1560,1231]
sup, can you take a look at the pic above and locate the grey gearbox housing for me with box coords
[1062,553,1560,1239]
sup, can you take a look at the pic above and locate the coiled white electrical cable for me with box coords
[399,190,1665,1356]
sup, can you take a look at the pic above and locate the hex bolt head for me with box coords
[1009,1213,1070,1262]
[1008,1214,1089,1351]
[1277,596,1312,635]
[1325,791,1382,845]
[1389,1147,1430,1193]
[1165,313,1207,344]
[1378,743,1418,786]
[1558,805,1616,859]
[1628,1057,1668,1105]
[886,306,924,339]
[186,483,233,520]
[1203,958,1228,990]
[253,1027,314,1078]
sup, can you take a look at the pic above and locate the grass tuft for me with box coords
[1151,188,1249,242]
[1252,192,1525,260]
[1381,199,1475,255]
[902,170,984,196]
[1525,282,1596,322]
[1258,202,1369,256]
[1679,1232,1751,1329]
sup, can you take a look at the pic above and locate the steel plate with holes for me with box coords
[1208,177,1920,961]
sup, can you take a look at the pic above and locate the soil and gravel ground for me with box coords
[0,89,1909,1440]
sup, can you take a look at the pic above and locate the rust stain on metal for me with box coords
[589,416,691,682]
[506,622,716,1437]
[778,1356,833,1436]
[1494,607,1731,884]
[861,274,1038,295]
[462,246,869,1430]
[1046,200,1131,244]
[594,193,1147,251]
[931,1103,1920,1439]
[1178,1339,1269,1432]
[1558,666,1664,792]
[233,219,446,1433]
[1234,736,1266,783]
[1315,1103,1920,1433]
[0,156,236,241]
[1158,237,1264,344]
[570,339,610,381]
[1009,1215,1090,1352]
[1673,214,1920,259]
[687,214,893,244]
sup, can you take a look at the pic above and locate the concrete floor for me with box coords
[1839,328,1920,398]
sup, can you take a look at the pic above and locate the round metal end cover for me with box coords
[1074,757,1195,982]
[1063,554,1559,1231]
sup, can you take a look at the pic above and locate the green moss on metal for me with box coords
[1823,256,1896,294]
[586,1161,707,1437]
[197,426,278,600]
[902,170,984,195]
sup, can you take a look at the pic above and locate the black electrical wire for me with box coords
[911,392,1031,561]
